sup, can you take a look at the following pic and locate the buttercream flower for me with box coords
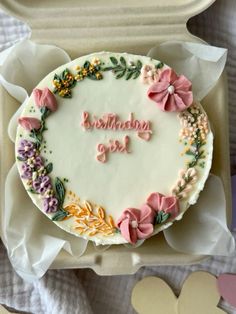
[33,156,44,170]
[17,139,36,159]
[91,57,101,66]
[141,64,160,84]
[146,192,179,218]
[43,196,58,213]
[147,68,193,112]
[117,204,155,244]
[21,162,33,179]
[26,156,43,169]
[33,87,58,112]
[32,175,52,194]
[18,117,41,131]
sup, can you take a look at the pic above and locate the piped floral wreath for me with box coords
[17,55,209,244]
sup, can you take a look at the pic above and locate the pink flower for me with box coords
[117,204,155,244]
[141,64,160,84]
[33,87,58,112]
[18,117,41,131]
[146,192,179,218]
[147,68,193,112]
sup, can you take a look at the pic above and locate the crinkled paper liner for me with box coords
[0,40,234,281]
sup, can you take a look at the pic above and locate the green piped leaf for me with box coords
[40,107,51,120]
[133,71,141,79]
[136,60,142,69]
[102,66,113,71]
[116,71,126,79]
[17,156,26,162]
[53,73,61,81]
[155,62,164,69]
[120,56,126,67]
[55,177,65,207]
[83,61,90,69]
[126,71,133,80]
[155,211,171,224]
[110,56,118,65]
[52,209,68,221]
[45,162,53,174]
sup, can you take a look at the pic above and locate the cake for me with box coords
[15,52,213,245]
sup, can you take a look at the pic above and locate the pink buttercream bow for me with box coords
[33,87,58,112]
[147,68,193,112]
[18,117,41,131]
[117,204,155,244]
[146,192,179,218]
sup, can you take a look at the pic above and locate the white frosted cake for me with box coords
[16,52,213,245]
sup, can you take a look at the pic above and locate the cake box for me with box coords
[0,0,231,274]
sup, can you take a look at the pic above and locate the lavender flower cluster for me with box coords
[18,139,58,213]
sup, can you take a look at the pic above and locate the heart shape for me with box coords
[178,272,225,314]
[132,272,226,314]
[96,152,106,163]
[137,131,151,141]
[132,276,177,314]
[217,274,236,308]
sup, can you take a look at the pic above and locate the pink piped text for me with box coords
[97,135,130,163]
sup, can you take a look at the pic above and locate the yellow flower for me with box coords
[95,72,102,80]
[75,74,84,81]
[66,74,74,81]
[59,88,69,97]
[62,80,69,87]
[89,64,95,73]
[82,69,88,76]
[53,80,61,89]
[59,90,65,97]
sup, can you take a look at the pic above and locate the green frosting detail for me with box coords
[53,69,76,98]
[53,55,146,98]
[155,210,171,224]
[52,177,68,221]
[103,56,143,80]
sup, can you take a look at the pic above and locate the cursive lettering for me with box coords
[96,135,130,163]
[81,112,152,141]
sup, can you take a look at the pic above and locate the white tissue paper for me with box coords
[0,39,234,281]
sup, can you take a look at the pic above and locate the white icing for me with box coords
[15,52,213,245]
[167,85,175,94]
[131,220,138,229]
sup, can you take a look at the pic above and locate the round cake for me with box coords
[15,52,213,245]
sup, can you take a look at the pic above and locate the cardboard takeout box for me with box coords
[0,0,231,274]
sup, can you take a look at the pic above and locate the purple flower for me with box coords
[17,140,36,159]
[43,196,58,213]
[21,162,33,179]
[32,175,52,194]
[33,156,44,169]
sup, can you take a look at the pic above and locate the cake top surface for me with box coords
[15,52,213,245]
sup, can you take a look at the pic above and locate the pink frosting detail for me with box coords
[146,192,179,218]
[141,64,160,84]
[33,87,58,112]
[147,68,193,112]
[137,131,151,141]
[96,135,130,163]
[96,144,107,163]
[117,204,155,244]
[81,112,152,137]
[18,117,41,131]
